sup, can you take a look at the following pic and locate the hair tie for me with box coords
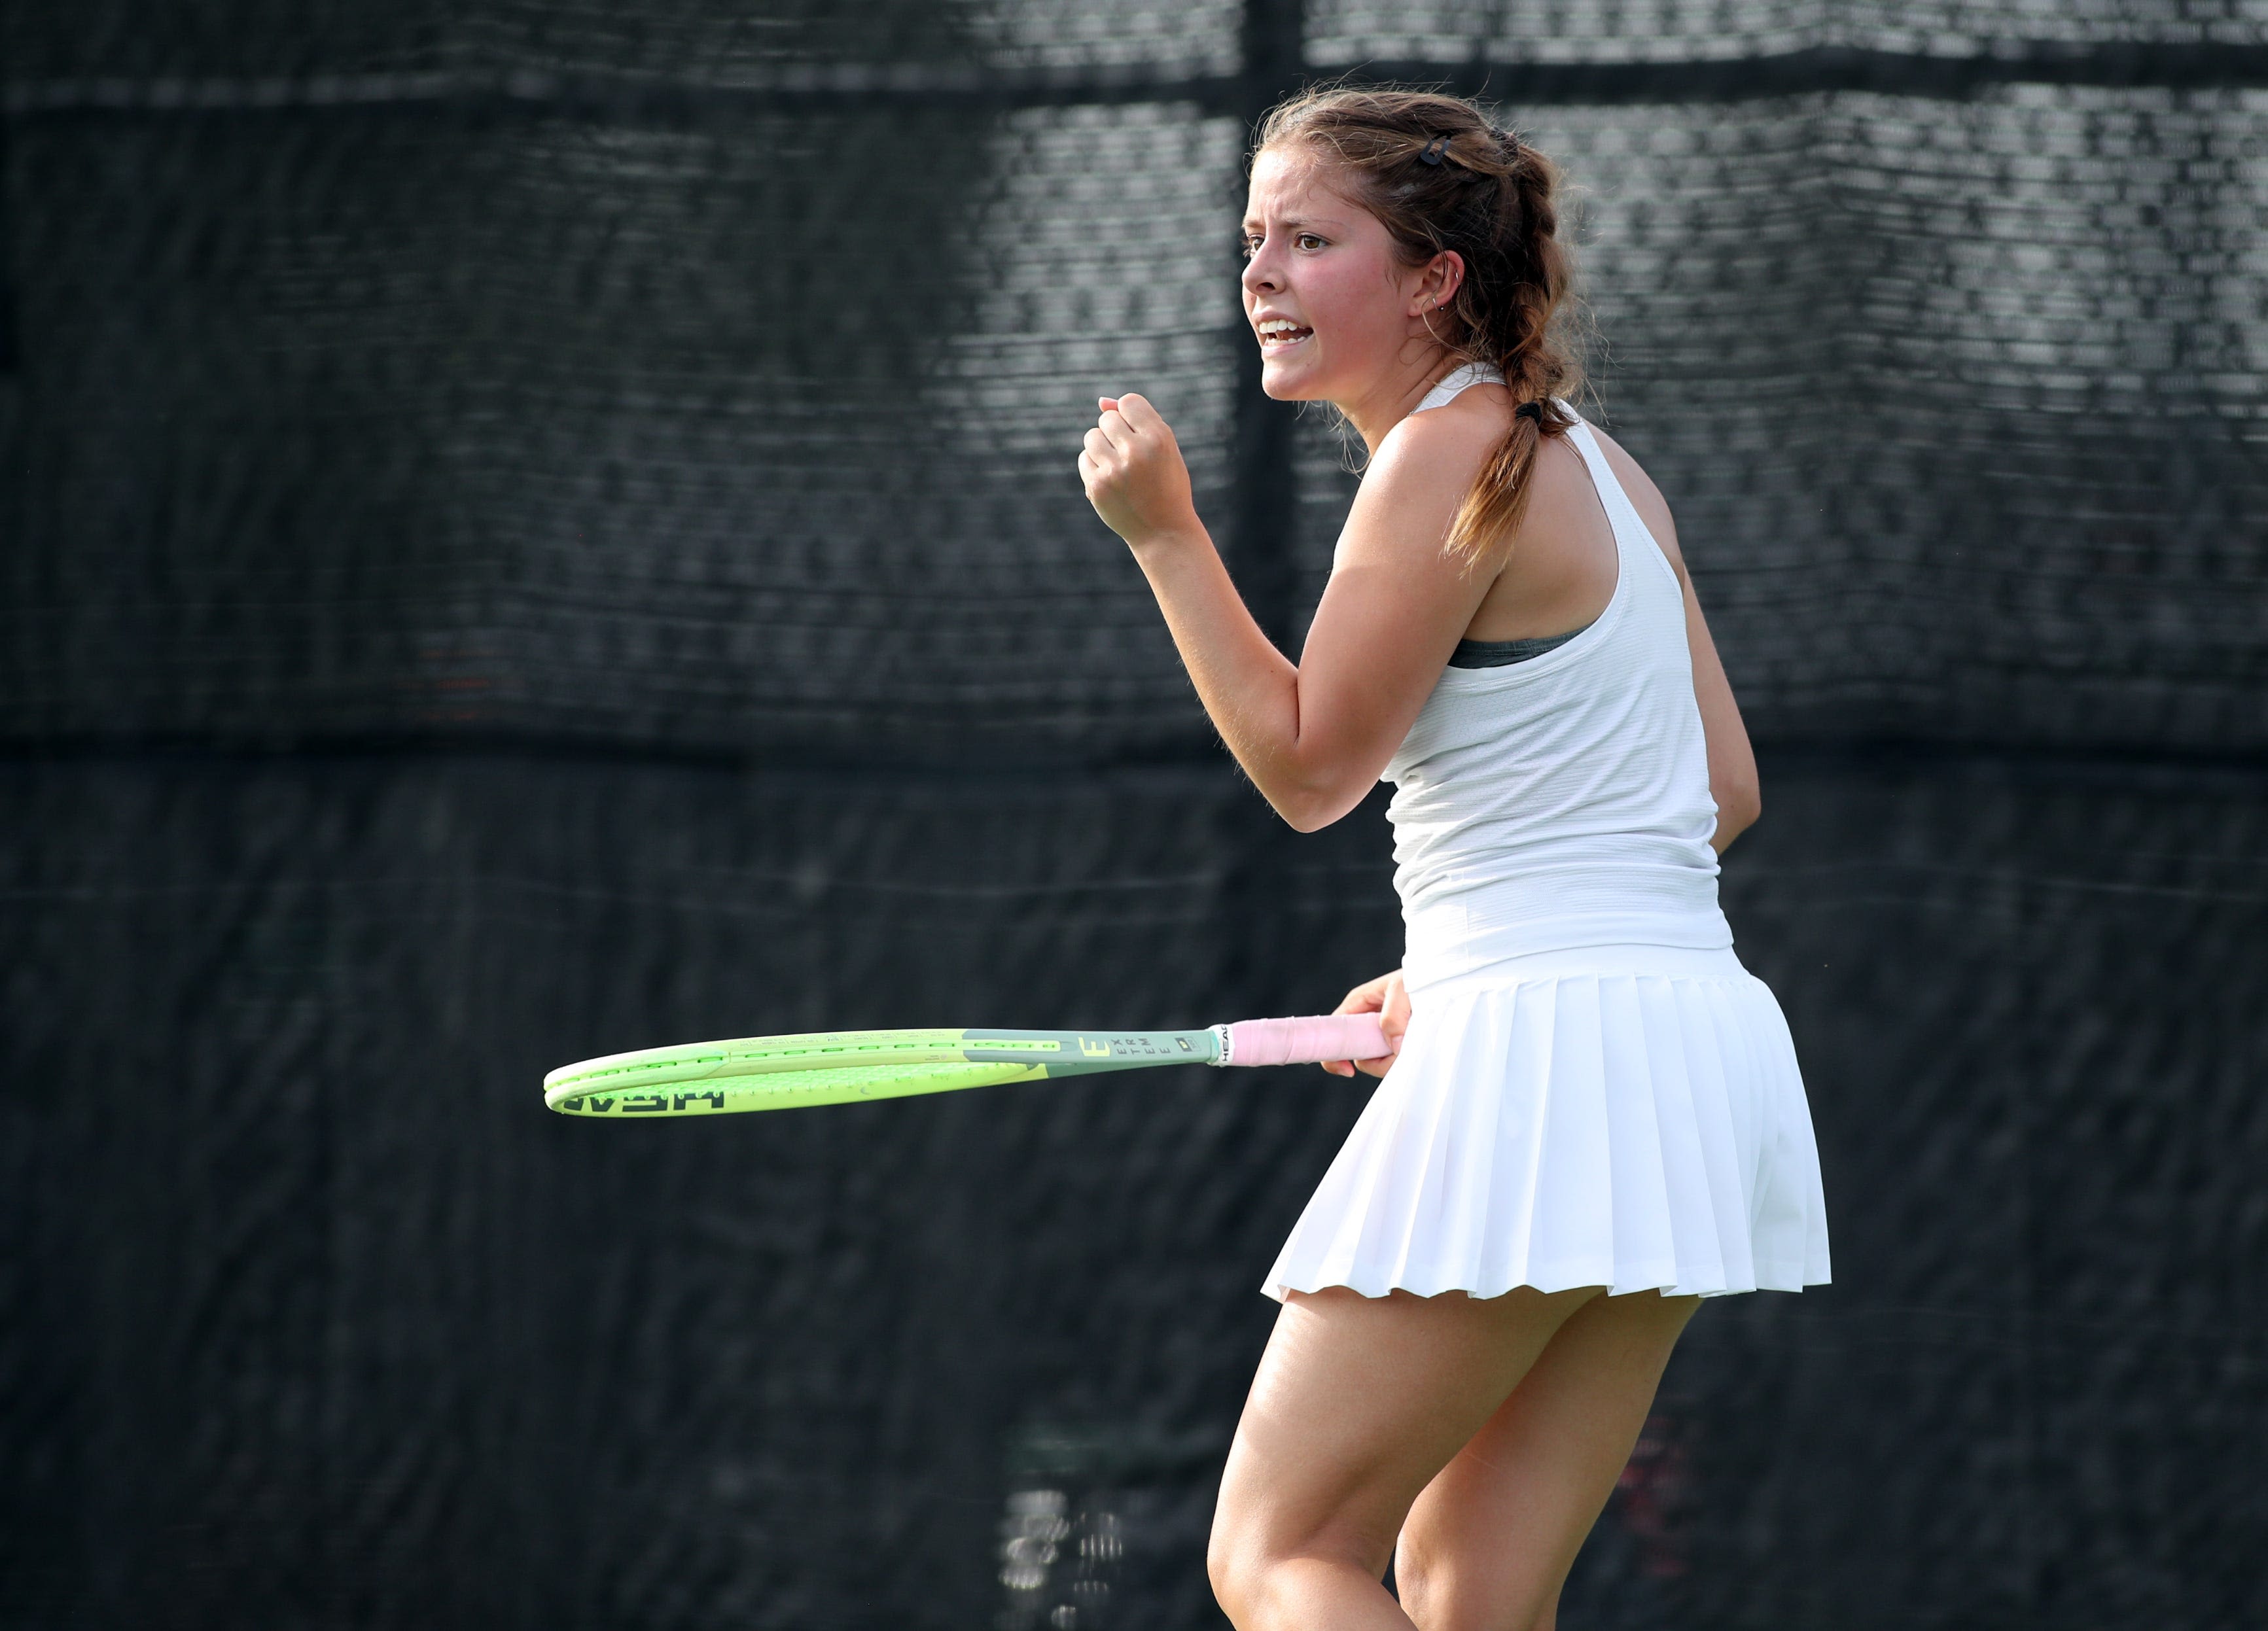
[1418,134,1450,167]
[1515,400,1544,425]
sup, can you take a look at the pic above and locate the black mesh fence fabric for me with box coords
[5,5,2267,1629]
[11,5,2268,757]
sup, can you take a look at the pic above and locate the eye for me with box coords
[1240,232,1263,259]
[1295,232,1326,251]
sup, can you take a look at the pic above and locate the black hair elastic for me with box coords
[1515,400,1545,425]
[1418,135,1450,166]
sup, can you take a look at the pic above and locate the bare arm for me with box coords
[1678,570,1761,852]
[1080,393,1502,832]
[1589,430,1760,851]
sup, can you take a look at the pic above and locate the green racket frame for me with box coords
[544,1026,1226,1117]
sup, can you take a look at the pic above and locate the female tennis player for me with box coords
[1078,88,1830,1631]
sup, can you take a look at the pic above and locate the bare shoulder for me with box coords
[1580,420,1688,574]
[1373,385,1507,487]
[1370,387,1589,525]
[1341,388,1508,557]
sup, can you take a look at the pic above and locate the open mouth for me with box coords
[1256,318,1313,349]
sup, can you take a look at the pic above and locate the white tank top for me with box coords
[1381,365,1732,989]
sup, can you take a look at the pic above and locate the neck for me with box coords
[1338,345,1474,455]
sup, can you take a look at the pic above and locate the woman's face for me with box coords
[1240,147,1446,406]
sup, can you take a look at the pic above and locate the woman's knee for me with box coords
[1391,1537,1459,1630]
[1207,1509,1387,1624]
[1399,1574,1559,1631]
[1394,1532,1559,1631]
[1205,1506,1288,1619]
[1204,1520,1245,1611]
[1206,1499,1275,1619]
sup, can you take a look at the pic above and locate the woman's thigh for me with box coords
[1211,1285,1600,1583]
[1396,1289,1701,1631]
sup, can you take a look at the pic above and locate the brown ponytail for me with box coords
[1254,86,1584,568]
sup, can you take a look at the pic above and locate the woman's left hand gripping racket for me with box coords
[544,1014,1392,1118]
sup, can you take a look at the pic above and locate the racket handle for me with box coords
[1216,1013,1393,1068]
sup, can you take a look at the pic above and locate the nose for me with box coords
[1241,243,1281,300]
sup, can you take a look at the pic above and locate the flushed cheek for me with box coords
[1291,274,1387,359]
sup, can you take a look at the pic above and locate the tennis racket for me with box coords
[544,1013,1392,1118]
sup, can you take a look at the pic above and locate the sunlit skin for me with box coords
[1240,149,1472,449]
[1077,143,1748,1631]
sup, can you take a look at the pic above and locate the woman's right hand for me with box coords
[1322,970,1410,1078]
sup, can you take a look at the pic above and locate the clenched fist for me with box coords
[1078,393,1203,549]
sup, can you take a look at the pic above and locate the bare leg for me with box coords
[1396,1289,1701,1631]
[1207,1284,1601,1631]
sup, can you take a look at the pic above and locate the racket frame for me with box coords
[544,1025,1226,1118]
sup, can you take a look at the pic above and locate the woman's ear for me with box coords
[1411,250,1466,316]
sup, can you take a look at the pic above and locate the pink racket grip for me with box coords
[1216,1013,1393,1068]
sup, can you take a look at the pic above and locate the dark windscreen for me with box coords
[4,7,2263,1627]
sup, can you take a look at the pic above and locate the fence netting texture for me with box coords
[3,5,2265,1629]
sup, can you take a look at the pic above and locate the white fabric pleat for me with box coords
[1264,949,1830,1302]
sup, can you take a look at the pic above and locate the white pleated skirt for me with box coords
[1264,944,1830,1302]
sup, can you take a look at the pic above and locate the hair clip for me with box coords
[1419,135,1450,166]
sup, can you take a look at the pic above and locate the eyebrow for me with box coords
[1241,214,1345,232]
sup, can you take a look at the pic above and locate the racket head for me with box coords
[545,1057,1050,1117]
